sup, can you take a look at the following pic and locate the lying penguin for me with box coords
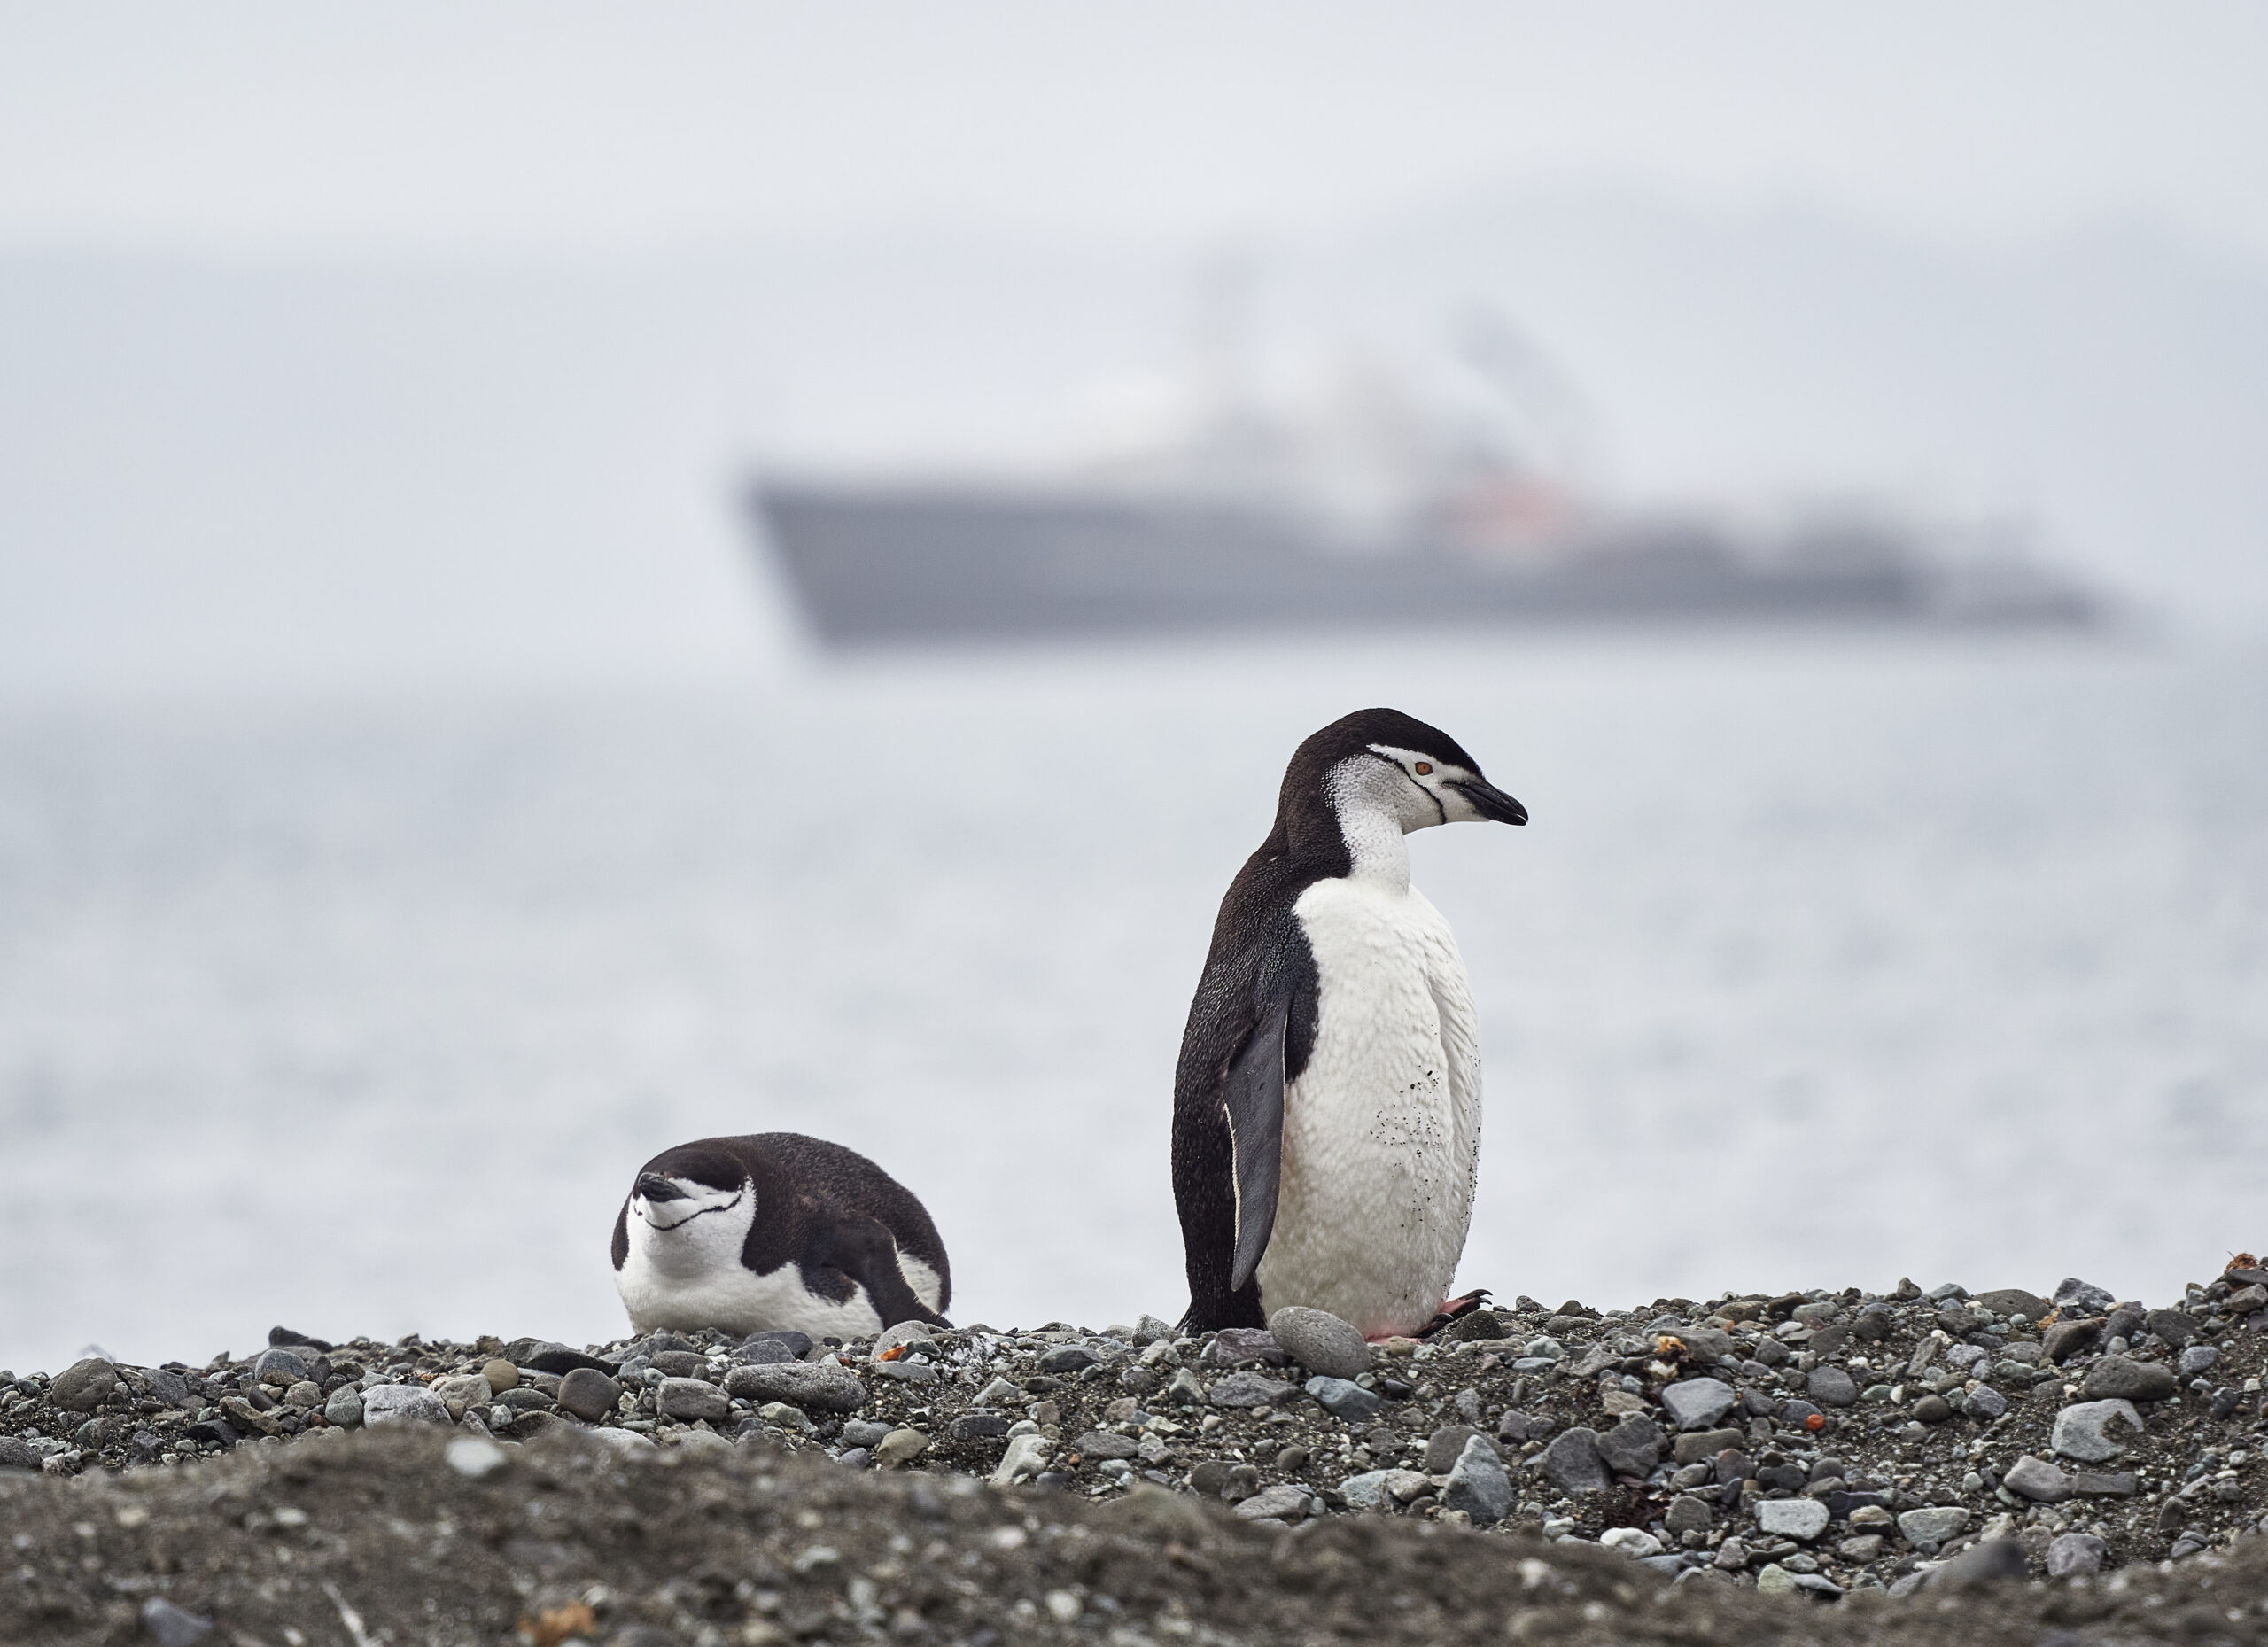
[611,1133,951,1338]
[1172,708,1526,1339]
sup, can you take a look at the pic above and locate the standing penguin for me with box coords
[1173,708,1525,1337]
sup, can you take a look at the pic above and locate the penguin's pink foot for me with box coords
[1415,1289,1492,1340]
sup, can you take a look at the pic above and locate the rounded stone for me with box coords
[1267,1307,1373,1380]
[724,1360,870,1414]
[322,1386,364,1428]
[49,1358,116,1414]
[481,1358,520,1392]
[556,1367,623,1423]
[656,1377,730,1423]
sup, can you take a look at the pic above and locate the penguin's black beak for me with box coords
[634,1172,687,1203]
[1453,778,1527,826]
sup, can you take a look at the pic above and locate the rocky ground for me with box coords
[3,1259,2265,1644]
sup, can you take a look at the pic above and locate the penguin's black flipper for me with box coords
[804,1214,953,1331]
[1223,995,1288,1293]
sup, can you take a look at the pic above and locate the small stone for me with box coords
[2144,1309,2199,1347]
[869,1360,938,1384]
[1965,1384,2008,1421]
[2054,1278,2117,1314]
[1665,1496,1713,1536]
[1970,1288,2051,1321]
[1713,1537,1748,1571]
[482,1357,519,1391]
[503,1339,617,1376]
[1202,1328,1284,1367]
[1933,1538,2027,1588]
[2178,1344,2219,1378]
[1837,1533,1884,1562]
[1659,1378,1737,1431]
[1337,1470,1393,1511]
[949,1411,1013,1441]
[840,1419,893,1448]
[2042,1320,2101,1363]
[990,1433,1052,1486]
[1232,1483,1312,1522]
[430,1372,492,1417]
[734,1339,797,1366]
[2052,1398,2146,1462]
[735,1329,813,1360]
[1754,1564,1797,1596]
[1037,1344,1099,1374]
[1779,1399,1824,1429]
[1600,1527,1663,1558]
[139,1597,212,1647]
[873,1320,936,1357]
[2070,1470,2138,1497]
[725,1361,869,1413]
[1755,1497,1829,1542]
[283,1379,322,1410]
[1073,1430,1139,1460]
[1595,1414,1665,1478]
[0,1436,41,1472]
[1912,1395,1952,1425]
[444,1436,509,1479]
[1267,1307,1373,1379]
[1538,1426,1610,1494]
[1672,1427,1745,1465]
[656,1378,730,1422]
[1805,1366,1858,1408]
[2000,1455,2073,1503]
[874,1428,929,1467]
[2047,1531,2106,1577]
[974,1376,1022,1407]
[50,1358,116,1413]
[1207,1371,1293,1408]
[322,1386,363,1428]
[1443,1434,1513,1524]
[1897,1505,1969,1548]
[1305,1376,1382,1422]
[756,1402,812,1432]
[1849,1503,1893,1529]
[556,1367,624,1423]
[361,1385,451,1426]
[1423,1425,1484,1473]
[251,1348,308,1387]
[1382,1468,1429,1502]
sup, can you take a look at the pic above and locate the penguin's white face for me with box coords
[1359,743,1529,832]
[633,1172,751,1232]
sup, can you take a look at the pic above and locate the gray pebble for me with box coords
[1442,1434,1513,1524]
[1074,1429,1140,1460]
[655,1377,729,1423]
[1595,1414,1664,1478]
[1267,1307,1372,1380]
[2177,1344,2219,1378]
[1201,1329,1284,1368]
[724,1360,869,1414]
[50,1357,116,1414]
[2051,1398,2145,1463]
[1539,1426,1609,1494]
[1231,1483,1312,1522]
[2047,1531,2107,1577]
[2001,1454,2074,1503]
[139,1597,212,1647]
[1896,1505,1969,1548]
[1305,1376,1381,1423]
[839,1418,894,1448]
[2054,1278,2117,1314]
[1658,1377,1737,1431]
[361,1385,451,1426]
[1206,1371,1293,1409]
[556,1367,623,1423]
[1965,1384,2008,1421]
[1805,1365,1858,1408]
[2115,1347,2191,1402]
[322,1386,363,1428]
[0,1435,41,1472]
[1037,1344,1098,1374]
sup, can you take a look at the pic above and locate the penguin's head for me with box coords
[1285,707,1526,852]
[628,1148,752,1237]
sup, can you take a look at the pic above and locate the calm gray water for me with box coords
[2,634,2264,1375]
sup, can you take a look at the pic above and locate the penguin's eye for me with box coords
[1414,762,1433,775]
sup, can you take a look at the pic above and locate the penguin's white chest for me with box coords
[1257,875,1483,1339]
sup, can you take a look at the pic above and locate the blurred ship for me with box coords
[750,308,2103,647]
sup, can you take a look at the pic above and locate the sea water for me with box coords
[1,633,2263,1374]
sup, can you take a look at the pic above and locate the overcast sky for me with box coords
[4,2,2265,260]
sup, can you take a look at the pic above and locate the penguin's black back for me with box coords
[610,1131,951,1313]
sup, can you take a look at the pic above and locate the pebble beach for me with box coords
[6,1260,2268,1643]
